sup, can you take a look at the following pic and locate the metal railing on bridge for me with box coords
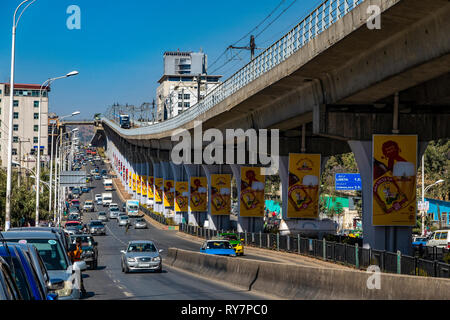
[105,0,366,135]
[139,205,450,279]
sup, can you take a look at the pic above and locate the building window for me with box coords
[12,149,17,156]
[13,124,18,131]
[0,89,2,95]
[13,100,19,107]
[34,125,38,132]
[178,93,190,100]
[33,137,38,143]
[13,112,19,119]
[34,101,39,108]
[178,102,182,109]
[184,102,190,108]
[34,113,39,119]
[13,136,19,143]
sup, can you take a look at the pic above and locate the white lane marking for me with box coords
[123,291,134,297]
[105,225,127,245]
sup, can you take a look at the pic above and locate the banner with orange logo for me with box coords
[240,167,265,217]
[147,176,154,199]
[211,174,231,215]
[372,135,417,226]
[175,181,189,212]
[136,175,141,194]
[190,177,207,212]
[128,171,132,189]
[132,174,137,192]
[287,154,321,218]
[141,176,147,196]
[155,178,163,203]
[164,180,175,208]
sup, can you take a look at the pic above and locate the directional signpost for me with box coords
[335,173,362,191]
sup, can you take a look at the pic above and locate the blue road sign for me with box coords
[335,173,362,191]
[33,146,45,149]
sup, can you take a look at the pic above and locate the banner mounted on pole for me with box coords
[372,135,417,226]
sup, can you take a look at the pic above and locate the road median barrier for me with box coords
[167,248,450,299]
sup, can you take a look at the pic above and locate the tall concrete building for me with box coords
[0,83,49,169]
[156,50,222,121]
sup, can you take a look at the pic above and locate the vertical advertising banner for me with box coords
[128,171,132,189]
[240,167,265,217]
[132,173,137,192]
[136,175,141,195]
[287,154,321,218]
[190,177,207,212]
[175,181,189,212]
[164,180,175,208]
[155,178,163,203]
[211,174,231,215]
[372,135,417,226]
[147,176,154,200]
[141,176,148,197]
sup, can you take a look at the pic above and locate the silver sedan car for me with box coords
[121,241,163,273]
[97,211,108,222]
[118,215,129,227]
[134,218,147,229]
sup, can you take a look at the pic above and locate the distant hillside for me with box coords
[66,125,95,144]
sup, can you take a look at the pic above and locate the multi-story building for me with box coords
[156,50,222,121]
[0,83,49,169]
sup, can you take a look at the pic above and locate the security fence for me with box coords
[139,205,450,279]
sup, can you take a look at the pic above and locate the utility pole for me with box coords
[197,74,202,103]
[181,88,185,113]
[152,99,156,123]
[228,35,262,61]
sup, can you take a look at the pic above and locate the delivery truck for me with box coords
[126,200,140,217]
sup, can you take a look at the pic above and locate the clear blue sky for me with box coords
[0,0,322,119]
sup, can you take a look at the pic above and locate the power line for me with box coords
[208,0,286,72]
[255,0,299,39]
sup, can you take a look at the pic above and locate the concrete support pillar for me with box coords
[183,164,206,227]
[229,164,264,233]
[202,164,232,231]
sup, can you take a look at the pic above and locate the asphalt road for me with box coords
[75,159,270,300]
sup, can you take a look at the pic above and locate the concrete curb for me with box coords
[167,247,450,300]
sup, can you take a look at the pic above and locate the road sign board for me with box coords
[335,173,362,191]
[418,201,429,211]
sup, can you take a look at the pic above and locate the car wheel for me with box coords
[121,261,125,273]
[93,260,98,270]
[156,266,162,273]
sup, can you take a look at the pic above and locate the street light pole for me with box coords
[48,111,80,220]
[5,0,36,231]
[35,71,78,227]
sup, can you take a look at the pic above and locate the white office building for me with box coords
[0,83,49,169]
[156,50,222,121]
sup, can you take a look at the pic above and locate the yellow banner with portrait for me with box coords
[190,177,207,212]
[240,167,265,217]
[141,176,147,196]
[372,135,417,226]
[287,154,321,218]
[175,181,189,212]
[155,178,163,203]
[211,174,231,215]
[164,180,175,208]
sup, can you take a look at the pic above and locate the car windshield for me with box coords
[206,241,232,249]
[129,205,139,210]
[120,216,128,220]
[90,221,103,226]
[70,236,93,247]
[65,222,80,227]
[110,207,119,212]
[127,243,156,252]
[8,239,68,271]
[85,201,93,205]
[136,218,144,222]
[98,212,106,216]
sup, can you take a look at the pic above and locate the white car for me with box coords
[95,194,102,202]
[83,200,94,212]
[118,215,130,227]
[109,210,119,219]
[109,203,119,210]
[426,230,450,249]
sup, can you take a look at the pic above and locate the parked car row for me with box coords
[0,227,88,300]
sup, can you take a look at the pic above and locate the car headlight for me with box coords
[152,256,161,262]
[127,258,136,262]
[55,281,73,297]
